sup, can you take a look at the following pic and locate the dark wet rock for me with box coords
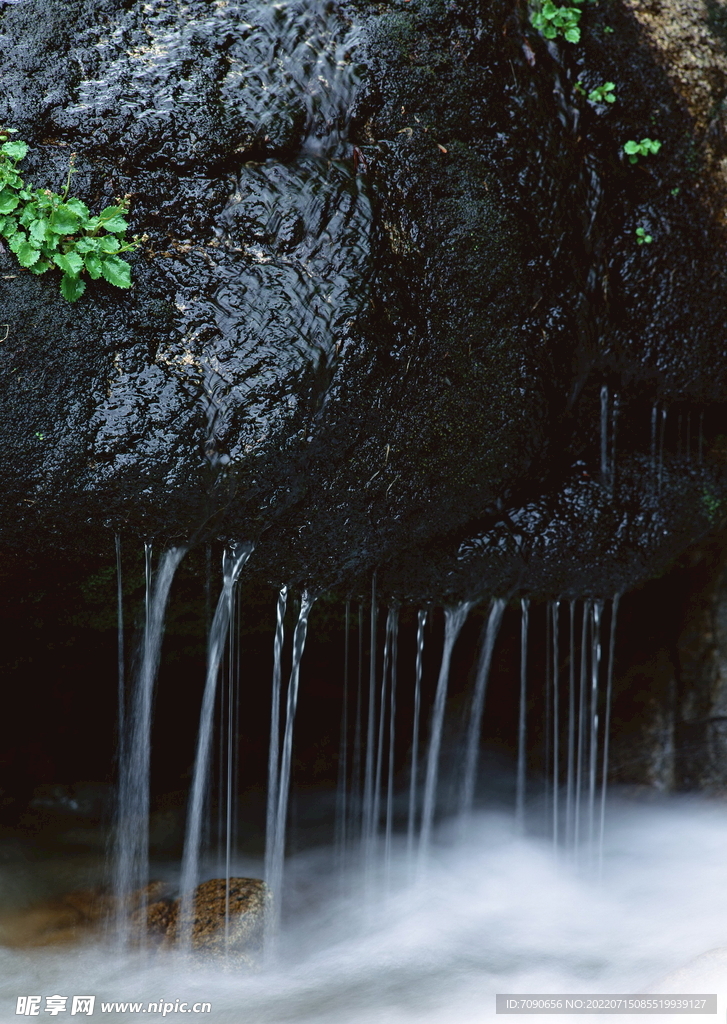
[1,0,727,601]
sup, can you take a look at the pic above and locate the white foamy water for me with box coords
[2,796,727,1023]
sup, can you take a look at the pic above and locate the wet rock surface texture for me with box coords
[1,0,727,602]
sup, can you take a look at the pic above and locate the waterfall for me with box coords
[515,599,529,830]
[459,599,505,819]
[361,578,378,873]
[178,542,254,950]
[565,601,576,845]
[264,587,288,890]
[265,591,315,947]
[115,534,125,749]
[587,601,603,850]
[573,599,590,848]
[222,579,242,947]
[599,596,620,874]
[349,604,365,852]
[418,603,471,865]
[334,601,351,873]
[552,600,560,847]
[369,608,393,873]
[384,607,399,879]
[113,544,186,942]
[407,610,426,859]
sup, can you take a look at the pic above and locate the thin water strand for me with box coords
[407,610,427,858]
[573,600,590,850]
[114,545,186,944]
[335,601,351,872]
[361,577,378,861]
[552,599,560,847]
[587,601,602,851]
[267,591,316,946]
[115,534,125,749]
[265,586,288,892]
[384,607,399,879]
[459,599,505,818]
[369,609,393,870]
[516,599,529,830]
[598,595,620,874]
[419,603,472,865]
[565,601,576,847]
[178,542,254,950]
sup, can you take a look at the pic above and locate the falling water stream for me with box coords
[178,544,254,949]
[114,546,186,941]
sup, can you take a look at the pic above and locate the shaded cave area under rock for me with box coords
[2,0,727,839]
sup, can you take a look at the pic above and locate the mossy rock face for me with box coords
[1,0,727,599]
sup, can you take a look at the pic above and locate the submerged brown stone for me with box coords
[162,877,270,956]
[0,877,268,958]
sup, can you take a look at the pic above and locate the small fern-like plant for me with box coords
[0,128,138,302]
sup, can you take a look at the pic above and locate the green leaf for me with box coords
[564,26,580,41]
[1,216,18,238]
[15,239,40,268]
[60,274,87,302]
[100,255,132,289]
[98,235,121,254]
[84,253,104,279]
[15,240,41,267]
[29,218,49,243]
[73,237,98,254]
[28,259,52,276]
[8,230,28,254]
[101,215,129,232]
[51,204,80,234]
[1,140,28,161]
[99,205,128,220]
[624,140,640,154]
[18,204,39,228]
[53,251,84,277]
[34,192,55,211]
[65,198,90,222]
[0,191,19,214]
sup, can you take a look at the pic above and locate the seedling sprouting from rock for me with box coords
[635,227,652,245]
[530,0,586,43]
[624,138,662,164]
[0,128,138,301]
[587,81,616,104]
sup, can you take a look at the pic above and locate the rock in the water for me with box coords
[162,878,269,958]
[0,880,171,948]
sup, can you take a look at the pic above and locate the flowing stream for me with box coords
[4,799,727,1021]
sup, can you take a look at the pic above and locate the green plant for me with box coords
[603,25,614,33]
[0,128,138,301]
[670,186,680,196]
[702,487,723,525]
[587,81,616,104]
[623,137,662,164]
[635,227,652,245]
[531,0,585,43]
